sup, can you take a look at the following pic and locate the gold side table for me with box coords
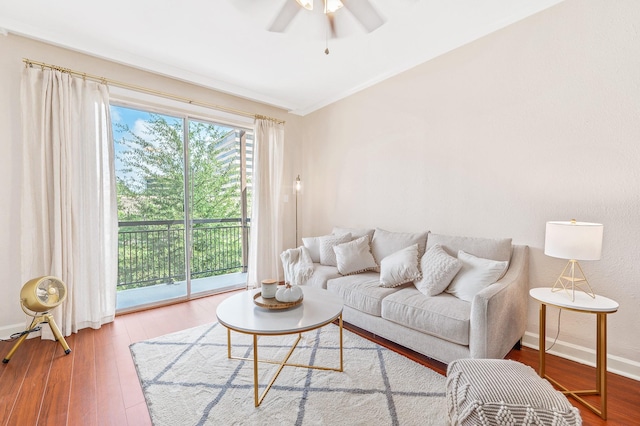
[529,287,618,419]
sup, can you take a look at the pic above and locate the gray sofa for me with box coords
[301,228,529,364]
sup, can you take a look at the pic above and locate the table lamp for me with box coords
[544,219,603,301]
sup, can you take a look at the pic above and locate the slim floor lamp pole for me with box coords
[295,175,301,245]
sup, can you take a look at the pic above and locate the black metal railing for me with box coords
[117,218,249,290]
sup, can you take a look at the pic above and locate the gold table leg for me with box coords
[538,304,608,419]
[539,303,546,378]
[226,317,344,407]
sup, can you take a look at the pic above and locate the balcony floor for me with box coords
[116,272,247,311]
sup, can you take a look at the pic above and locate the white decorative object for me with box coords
[333,236,377,275]
[261,279,278,299]
[276,283,303,303]
[319,233,352,266]
[379,244,421,288]
[302,236,322,263]
[446,251,508,302]
[280,246,314,285]
[414,244,463,297]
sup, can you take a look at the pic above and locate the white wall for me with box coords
[300,0,640,379]
[0,34,302,337]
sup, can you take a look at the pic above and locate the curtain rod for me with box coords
[23,58,285,125]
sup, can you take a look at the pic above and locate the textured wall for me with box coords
[300,0,640,377]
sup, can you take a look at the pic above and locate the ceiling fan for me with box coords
[269,0,386,41]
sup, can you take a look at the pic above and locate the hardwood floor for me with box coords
[1,290,638,425]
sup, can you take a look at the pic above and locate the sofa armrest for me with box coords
[469,245,529,359]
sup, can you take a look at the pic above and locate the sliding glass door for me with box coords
[111,104,251,311]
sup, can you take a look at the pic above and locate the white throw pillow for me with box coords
[333,236,377,275]
[371,228,429,264]
[379,244,421,288]
[319,233,352,266]
[302,236,322,263]
[414,244,463,297]
[446,250,509,302]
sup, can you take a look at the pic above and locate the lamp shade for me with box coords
[544,221,603,261]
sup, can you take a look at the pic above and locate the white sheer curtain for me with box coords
[247,118,284,288]
[21,67,118,337]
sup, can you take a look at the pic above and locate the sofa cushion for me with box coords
[379,244,421,288]
[446,250,509,302]
[302,236,323,263]
[319,233,352,266]
[427,233,512,262]
[332,226,375,243]
[414,244,463,296]
[334,236,377,275]
[371,228,429,264]
[327,272,400,317]
[304,264,341,289]
[381,287,471,345]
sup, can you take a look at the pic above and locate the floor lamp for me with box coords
[294,175,302,244]
[544,219,603,301]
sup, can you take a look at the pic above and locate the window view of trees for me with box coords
[112,105,252,291]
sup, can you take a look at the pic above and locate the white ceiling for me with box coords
[0,0,562,116]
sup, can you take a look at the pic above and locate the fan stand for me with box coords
[2,312,71,364]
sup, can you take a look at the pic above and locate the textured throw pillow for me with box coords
[319,233,352,266]
[414,244,463,297]
[379,244,421,288]
[371,228,429,265]
[446,250,509,302]
[333,236,377,275]
[302,236,322,263]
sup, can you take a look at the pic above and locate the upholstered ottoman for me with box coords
[446,359,581,425]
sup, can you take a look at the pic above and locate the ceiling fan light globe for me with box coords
[325,0,344,13]
[295,0,313,11]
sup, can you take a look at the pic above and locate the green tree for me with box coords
[115,114,241,221]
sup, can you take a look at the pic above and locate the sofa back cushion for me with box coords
[332,227,375,243]
[426,234,512,262]
[371,228,429,264]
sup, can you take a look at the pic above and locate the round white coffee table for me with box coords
[216,286,344,407]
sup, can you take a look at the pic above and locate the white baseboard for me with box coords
[0,323,26,341]
[522,331,640,382]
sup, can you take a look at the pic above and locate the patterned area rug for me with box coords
[130,322,447,425]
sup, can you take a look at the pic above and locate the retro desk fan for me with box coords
[2,276,71,364]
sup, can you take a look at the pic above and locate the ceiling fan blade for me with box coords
[268,0,302,32]
[341,0,386,33]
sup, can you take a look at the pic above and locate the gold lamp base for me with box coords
[551,259,596,302]
[2,313,71,364]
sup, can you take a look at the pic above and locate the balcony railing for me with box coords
[117,218,249,290]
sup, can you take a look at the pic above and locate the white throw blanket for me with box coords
[280,246,315,285]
